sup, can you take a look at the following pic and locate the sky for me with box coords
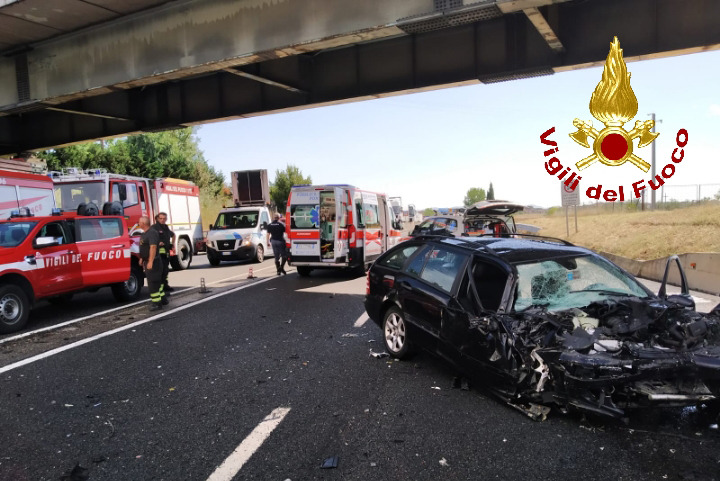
[196,47,720,210]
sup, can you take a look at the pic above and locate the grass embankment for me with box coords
[200,193,229,230]
[516,204,720,260]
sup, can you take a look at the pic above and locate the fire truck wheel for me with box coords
[112,265,144,302]
[297,266,312,277]
[208,252,221,266]
[170,238,192,270]
[0,285,30,334]
[255,245,264,263]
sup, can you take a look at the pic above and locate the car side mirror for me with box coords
[411,225,419,234]
[34,236,59,248]
[666,294,695,310]
[208,224,213,231]
[261,222,268,230]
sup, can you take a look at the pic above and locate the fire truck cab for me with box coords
[51,169,203,270]
[0,209,141,333]
[286,184,403,276]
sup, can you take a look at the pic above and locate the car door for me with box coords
[74,217,131,287]
[30,220,83,297]
[397,244,469,351]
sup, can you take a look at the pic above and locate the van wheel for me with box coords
[0,285,30,334]
[112,265,144,302]
[208,251,221,267]
[297,266,312,277]
[170,238,192,270]
[255,245,264,263]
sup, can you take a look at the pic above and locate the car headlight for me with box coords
[242,234,253,247]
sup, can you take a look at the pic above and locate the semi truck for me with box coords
[51,168,203,270]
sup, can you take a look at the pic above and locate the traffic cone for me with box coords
[247,267,256,279]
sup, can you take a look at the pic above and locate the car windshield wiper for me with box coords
[570,289,636,298]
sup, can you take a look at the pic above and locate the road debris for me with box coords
[439,457,449,467]
[341,333,358,338]
[320,456,339,469]
[369,351,389,359]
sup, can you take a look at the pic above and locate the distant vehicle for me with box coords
[408,204,416,222]
[286,184,403,276]
[0,170,56,219]
[0,210,141,333]
[410,201,524,238]
[388,196,403,224]
[51,168,202,270]
[206,170,273,266]
[365,234,720,420]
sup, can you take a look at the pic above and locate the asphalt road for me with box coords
[1,266,719,481]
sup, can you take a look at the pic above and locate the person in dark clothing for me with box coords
[266,213,287,275]
[152,212,175,293]
[138,216,167,310]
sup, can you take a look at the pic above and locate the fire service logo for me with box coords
[541,37,689,202]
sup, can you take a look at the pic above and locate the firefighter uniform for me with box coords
[151,221,175,292]
[140,228,166,308]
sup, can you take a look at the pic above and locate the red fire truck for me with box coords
[51,168,203,270]
[285,184,403,276]
[0,170,56,219]
[0,210,141,333]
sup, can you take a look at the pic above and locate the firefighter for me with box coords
[138,216,167,311]
[152,212,175,293]
[266,213,287,275]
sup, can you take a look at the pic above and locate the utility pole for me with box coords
[649,113,662,210]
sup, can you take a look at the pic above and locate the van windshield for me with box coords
[214,211,259,229]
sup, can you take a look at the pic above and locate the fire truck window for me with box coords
[77,218,123,241]
[112,183,139,208]
[38,222,68,245]
[364,203,380,229]
[290,204,318,229]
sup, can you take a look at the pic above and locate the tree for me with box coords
[38,128,225,196]
[422,208,435,217]
[270,164,311,212]
[487,182,495,201]
[463,187,486,207]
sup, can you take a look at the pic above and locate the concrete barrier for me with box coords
[600,252,720,296]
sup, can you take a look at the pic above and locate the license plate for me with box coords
[293,243,316,253]
[222,252,231,256]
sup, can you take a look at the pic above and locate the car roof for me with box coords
[412,235,592,264]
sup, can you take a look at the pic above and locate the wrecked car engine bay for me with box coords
[485,298,720,420]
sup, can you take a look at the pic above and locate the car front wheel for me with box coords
[383,306,411,359]
[255,245,264,263]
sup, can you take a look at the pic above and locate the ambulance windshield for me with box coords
[55,182,105,211]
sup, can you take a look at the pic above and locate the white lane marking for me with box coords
[353,312,369,328]
[0,265,276,345]
[206,407,291,481]
[0,276,276,374]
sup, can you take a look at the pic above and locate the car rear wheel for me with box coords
[112,265,144,302]
[383,306,411,359]
[255,245,264,263]
[170,238,192,270]
[0,285,30,334]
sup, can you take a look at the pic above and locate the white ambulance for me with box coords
[0,170,56,219]
[285,184,403,276]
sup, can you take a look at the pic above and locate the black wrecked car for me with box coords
[364,235,720,420]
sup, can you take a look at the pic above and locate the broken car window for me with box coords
[377,245,421,270]
[513,255,649,311]
[418,247,468,294]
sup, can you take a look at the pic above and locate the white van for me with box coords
[205,205,273,266]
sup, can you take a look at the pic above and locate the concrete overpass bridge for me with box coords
[0,0,718,156]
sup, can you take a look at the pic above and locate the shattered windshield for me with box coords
[513,255,650,312]
[54,182,106,211]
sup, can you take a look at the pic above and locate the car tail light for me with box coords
[348,224,356,248]
[365,270,371,295]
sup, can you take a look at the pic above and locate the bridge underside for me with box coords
[0,0,718,155]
